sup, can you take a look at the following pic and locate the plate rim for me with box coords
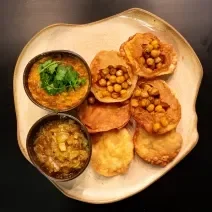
[13,7,203,204]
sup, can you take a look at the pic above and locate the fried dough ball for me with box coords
[120,33,177,78]
[78,96,131,133]
[90,51,138,102]
[88,97,95,104]
[130,79,181,134]
[134,126,182,166]
[91,128,134,176]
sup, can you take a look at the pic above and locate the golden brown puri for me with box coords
[78,96,130,133]
[90,50,137,102]
[91,128,134,177]
[120,33,177,78]
[134,126,182,167]
[130,79,181,134]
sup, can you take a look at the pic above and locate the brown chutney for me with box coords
[33,119,90,179]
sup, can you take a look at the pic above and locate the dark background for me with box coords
[1,0,212,211]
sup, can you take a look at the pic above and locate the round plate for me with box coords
[13,8,203,203]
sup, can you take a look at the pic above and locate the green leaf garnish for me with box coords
[38,59,86,95]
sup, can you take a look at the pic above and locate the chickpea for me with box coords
[160,117,169,127]
[102,90,111,97]
[149,88,159,96]
[102,68,109,75]
[110,68,116,75]
[139,57,146,64]
[151,50,160,58]
[145,44,153,52]
[105,74,111,80]
[147,104,155,112]
[153,44,159,49]
[155,57,162,64]
[120,89,127,96]
[153,122,161,132]
[114,84,122,93]
[99,78,107,87]
[124,73,129,80]
[109,75,117,83]
[148,87,152,94]
[155,105,164,112]
[121,82,128,89]
[121,66,128,72]
[146,99,151,107]
[127,79,132,86]
[111,92,119,99]
[154,99,160,106]
[143,84,151,91]
[156,62,162,69]
[134,89,142,97]
[107,85,114,93]
[140,99,150,107]
[88,97,95,104]
[116,70,123,77]
[141,90,149,98]
[146,58,155,66]
[107,81,112,86]
[151,40,158,46]
[131,99,139,107]
[116,76,125,84]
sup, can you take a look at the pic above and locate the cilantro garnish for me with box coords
[39,60,86,95]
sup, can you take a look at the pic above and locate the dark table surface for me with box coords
[1,0,212,211]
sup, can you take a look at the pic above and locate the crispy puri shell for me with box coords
[91,127,134,177]
[90,50,137,102]
[78,100,130,133]
[120,33,177,78]
[134,126,182,166]
[131,79,181,134]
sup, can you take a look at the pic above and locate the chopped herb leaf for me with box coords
[38,59,86,95]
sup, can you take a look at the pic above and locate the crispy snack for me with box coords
[130,79,181,134]
[78,95,130,133]
[91,127,134,177]
[90,50,137,102]
[134,126,182,166]
[120,33,177,78]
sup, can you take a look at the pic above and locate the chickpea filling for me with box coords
[139,39,165,72]
[131,83,170,133]
[96,65,132,99]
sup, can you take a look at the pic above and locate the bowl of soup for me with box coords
[23,50,91,112]
[26,113,91,181]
